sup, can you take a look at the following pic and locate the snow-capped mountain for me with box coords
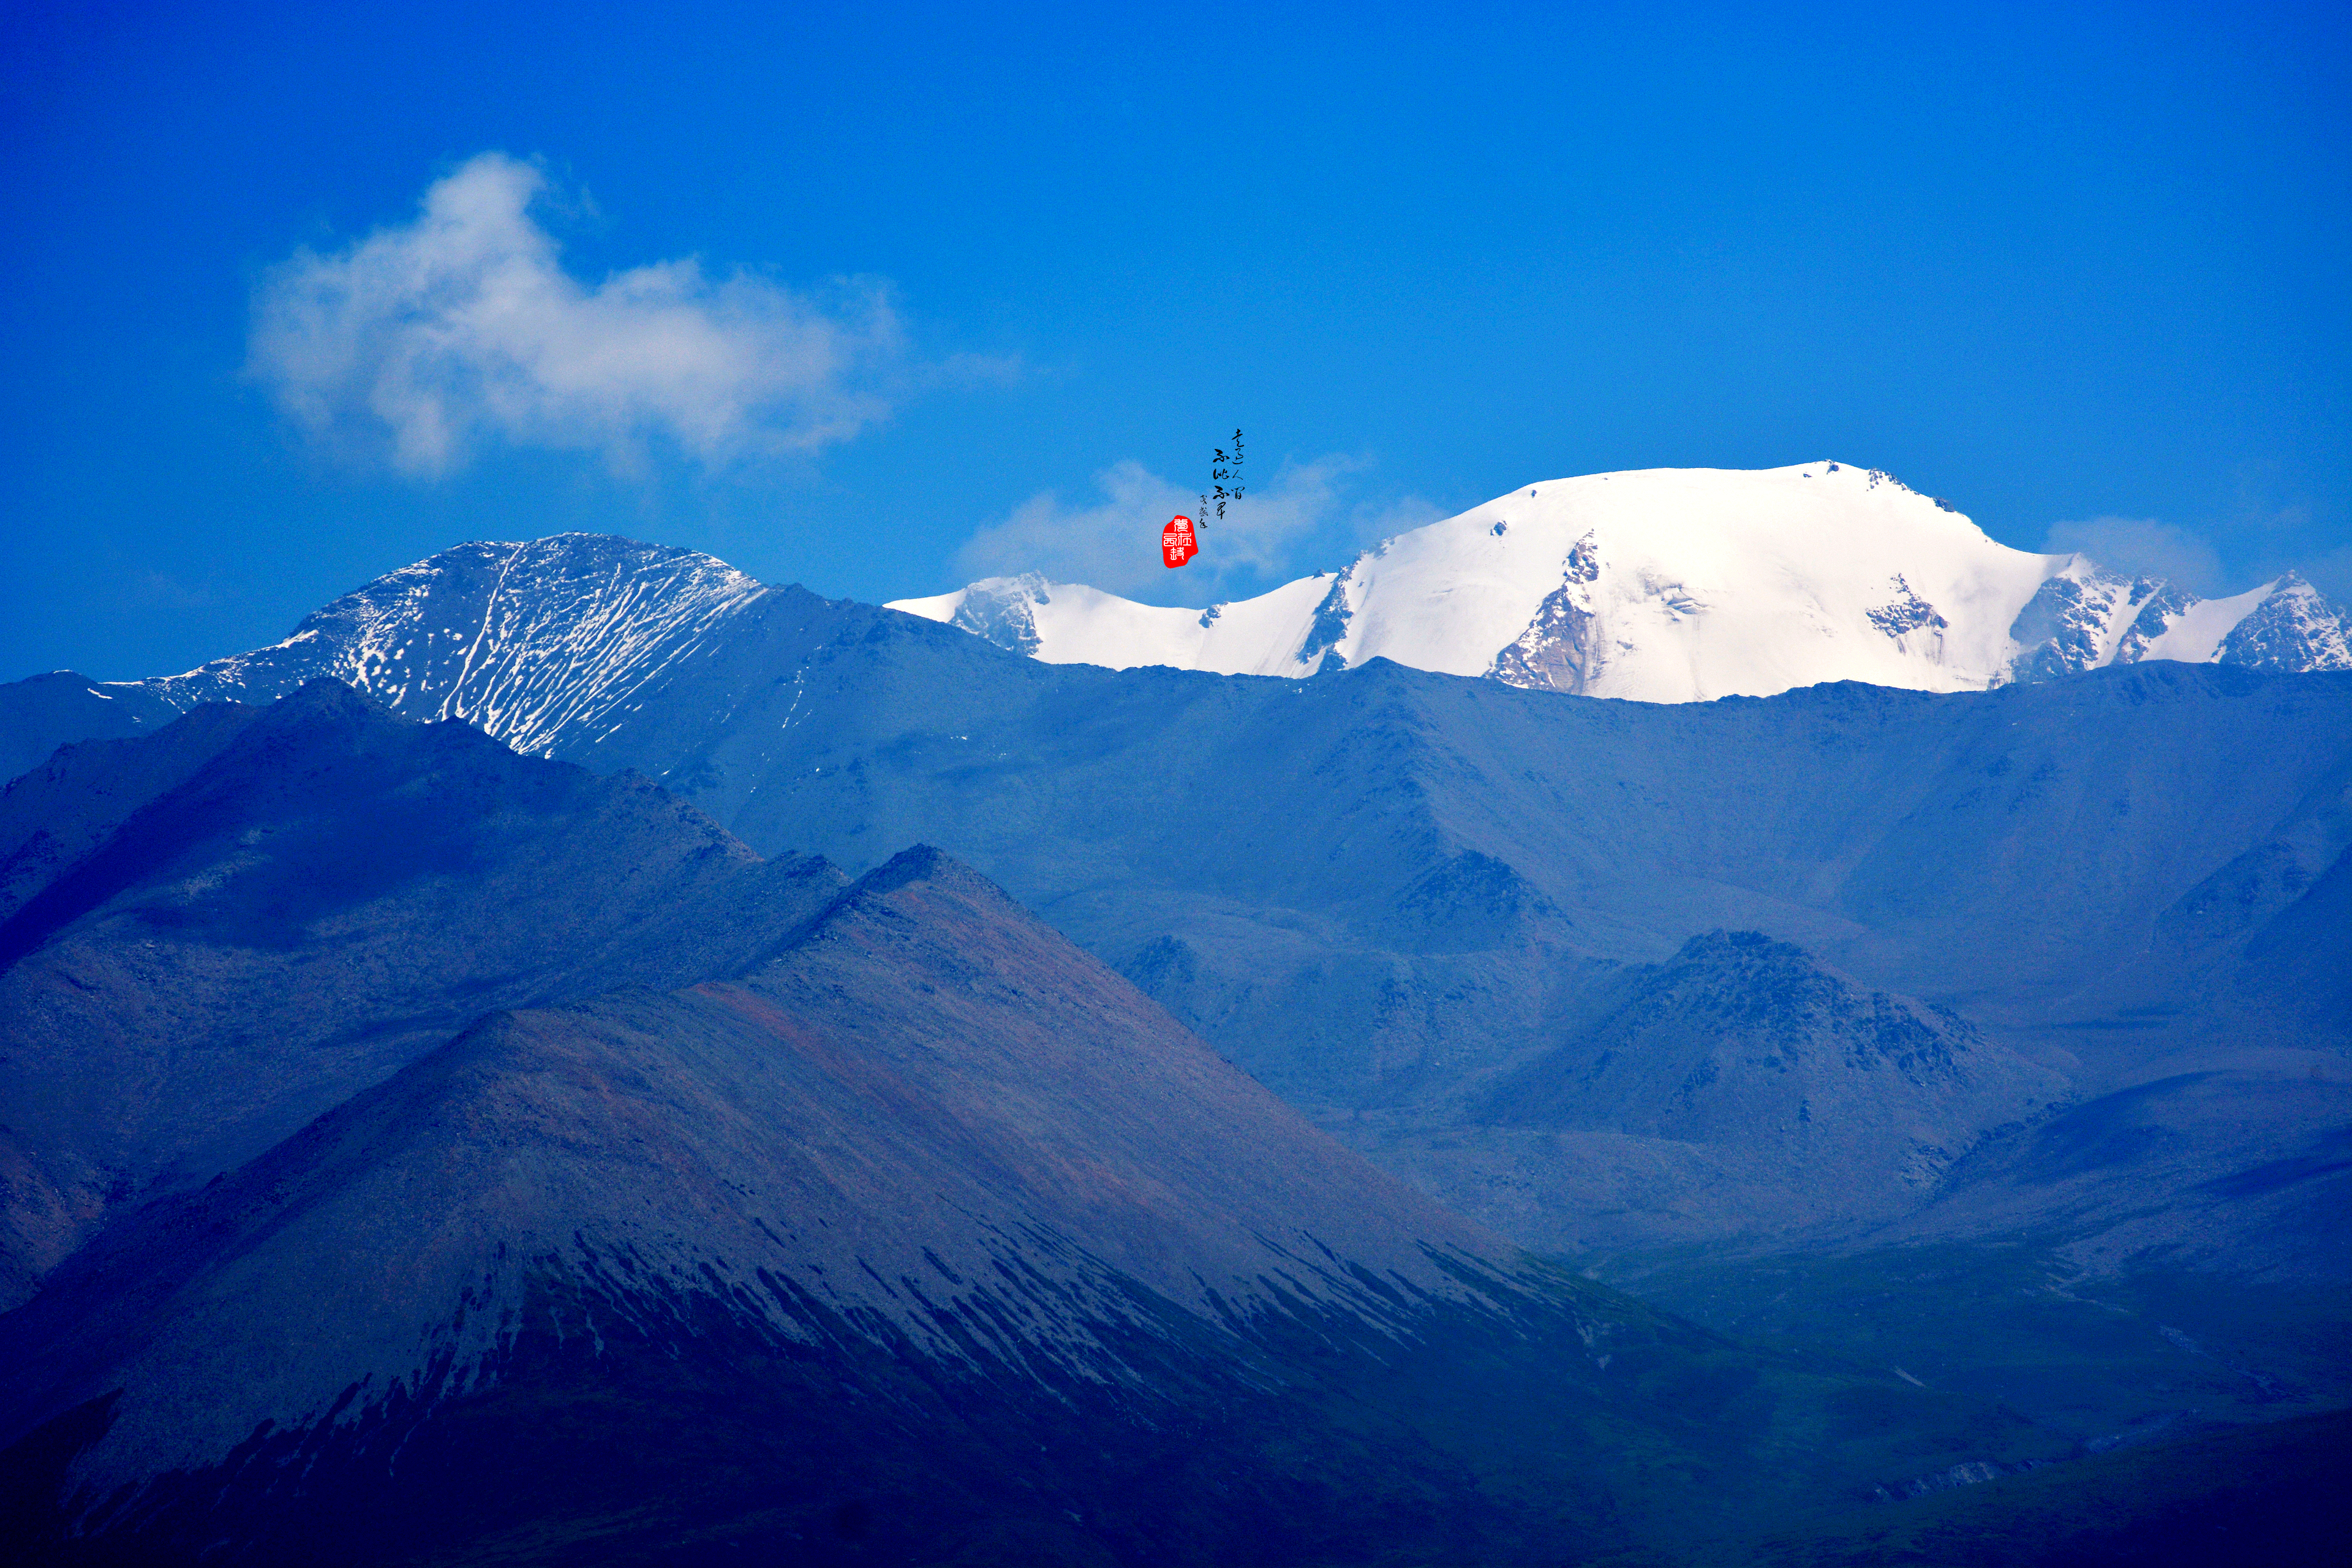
[6,528,2346,1287]
[20,466,2340,779]
[143,533,767,755]
[2,533,888,774]
[889,464,2351,701]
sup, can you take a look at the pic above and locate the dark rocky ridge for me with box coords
[0,681,845,1304]
[0,674,183,785]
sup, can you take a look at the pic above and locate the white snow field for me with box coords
[891,463,2350,701]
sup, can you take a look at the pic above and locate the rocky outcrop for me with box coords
[1867,573,1950,656]
[2218,573,2352,673]
[946,571,1049,656]
[1489,533,1602,693]
[2005,565,2351,687]
[2003,562,2152,684]
[1295,565,1356,673]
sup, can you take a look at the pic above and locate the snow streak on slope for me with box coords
[892,464,2352,702]
[140,535,764,755]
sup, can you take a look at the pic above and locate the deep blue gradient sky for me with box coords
[3,1,2346,680]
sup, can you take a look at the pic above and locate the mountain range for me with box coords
[0,685,2084,1565]
[889,464,2352,699]
[2,497,2348,1562]
[5,529,2345,1268]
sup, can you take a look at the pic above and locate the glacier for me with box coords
[890,462,2351,701]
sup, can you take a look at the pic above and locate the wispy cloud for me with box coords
[2294,546,2352,601]
[954,456,1437,600]
[249,153,905,475]
[125,568,224,610]
[2041,516,2225,594]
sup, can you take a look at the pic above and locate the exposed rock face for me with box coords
[2218,573,2352,673]
[945,570,1048,655]
[1489,533,1602,693]
[2114,581,2197,665]
[2001,565,2352,687]
[1297,563,1357,673]
[1866,573,1950,657]
[2002,562,2155,684]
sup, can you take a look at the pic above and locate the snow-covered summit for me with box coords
[890,464,2351,701]
[46,472,2347,775]
[145,533,764,755]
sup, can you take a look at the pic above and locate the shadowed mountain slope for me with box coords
[1893,1068,2352,1284]
[0,847,2062,1567]
[1351,932,2069,1254]
[5,543,2346,1267]
[0,703,260,924]
[6,540,2342,1066]
[0,674,184,786]
[1485,932,2044,1146]
[0,682,845,1304]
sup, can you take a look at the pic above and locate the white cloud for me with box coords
[954,456,1434,600]
[2041,516,2225,594]
[249,153,904,474]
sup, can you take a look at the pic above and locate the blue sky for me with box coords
[2,1,2346,680]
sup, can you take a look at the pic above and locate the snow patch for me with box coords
[895,464,2352,701]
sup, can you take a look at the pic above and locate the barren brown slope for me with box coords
[0,848,2055,1567]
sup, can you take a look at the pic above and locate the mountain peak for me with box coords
[891,465,2352,701]
[139,533,775,756]
[1478,924,2065,1226]
[840,841,1003,906]
[2218,571,2352,673]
